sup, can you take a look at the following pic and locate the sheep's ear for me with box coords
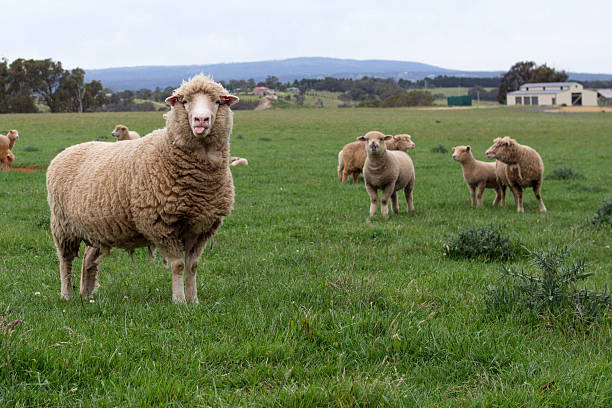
[221,95,239,106]
[357,136,367,142]
[165,95,179,106]
[383,135,393,141]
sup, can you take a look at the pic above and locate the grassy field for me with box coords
[0,107,610,406]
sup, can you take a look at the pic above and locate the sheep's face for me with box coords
[390,134,415,151]
[358,131,392,156]
[485,137,512,160]
[112,125,128,139]
[452,145,471,162]
[7,130,18,143]
[166,92,238,139]
[0,148,14,169]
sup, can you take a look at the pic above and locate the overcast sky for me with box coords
[3,0,610,73]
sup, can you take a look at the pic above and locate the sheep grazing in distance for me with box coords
[230,156,248,166]
[47,74,239,303]
[485,136,546,213]
[112,124,140,141]
[452,145,505,207]
[360,131,415,218]
[0,134,15,170]
[6,130,19,150]
[338,134,415,183]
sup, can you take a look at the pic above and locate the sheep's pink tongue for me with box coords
[195,127,206,134]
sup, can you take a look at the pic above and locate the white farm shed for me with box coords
[507,82,598,106]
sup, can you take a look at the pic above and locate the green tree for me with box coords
[497,61,568,104]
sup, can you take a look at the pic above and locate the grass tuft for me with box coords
[546,166,585,180]
[443,224,517,262]
[430,144,448,153]
[591,198,612,228]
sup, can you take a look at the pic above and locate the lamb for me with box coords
[338,134,415,183]
[0,135,15,170]
[452,145,505,207]
[359,131,415,217]
[111,125,140,141]
[485,136,546,213]
[6,130,19,150]
[47,74,239,303]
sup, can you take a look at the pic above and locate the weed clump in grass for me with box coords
[23,146,39,152]
[431,144,448,154]
[545,166,585,180]
[591,198,612,228]
[443,224,516,262]
[486,245,611,326]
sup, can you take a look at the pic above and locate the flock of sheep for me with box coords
[2,74,547,303]
[337,130,546,216]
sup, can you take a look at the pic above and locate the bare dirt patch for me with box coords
[545,106,612,113]
[9,167,38,173]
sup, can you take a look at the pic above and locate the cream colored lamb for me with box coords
[0,135,15,170]
[230,156,248,166]
[452,145,504,207]
[47,74,239,303]
[485,136,546,213]
[6,130,18,150]
[359,131,415,218]
[338,134,415,183]
[111,125,140,141]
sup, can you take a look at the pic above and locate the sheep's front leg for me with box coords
[80,246,109,298]
[365,183,379,217]
[476,183,486,207]
[380,183,396,218]
[168,257,186,303]
[184,234,208,304]
[390,191,399,214]
[468,184,476,206]
[492,187,502,207]
[509,184,523,213]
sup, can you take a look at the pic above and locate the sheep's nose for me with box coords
[194,116,210,124]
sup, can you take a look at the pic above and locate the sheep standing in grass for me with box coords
[6,130,19,150]
[0,135,15,170]
[452,145,505,207]
[485,136,546,213]
[112,125,140,141]
[47,74,239,303]
[360,131,415,217]
[338,134,415,183]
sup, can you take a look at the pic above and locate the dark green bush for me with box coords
[545,166,585,180]
[486,245,611,326]
[591,198,612,228]
[23,146,39,152]
[443,224,516,261]
[431,144,449,154]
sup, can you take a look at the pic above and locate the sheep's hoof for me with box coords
[60,293,72,301]
[172,295,187,304]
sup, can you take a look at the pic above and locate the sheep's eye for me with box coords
[215,100,220,105]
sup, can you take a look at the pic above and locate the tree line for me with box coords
[0,58,107,113]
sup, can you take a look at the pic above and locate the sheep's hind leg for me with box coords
[404,181,414,213]
[533,181,547,212]
[80,246,109,299]
[54,236,80,300]
[476,183,485,207]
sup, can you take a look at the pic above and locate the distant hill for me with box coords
[85,57,612,91]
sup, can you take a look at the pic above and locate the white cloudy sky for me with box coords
[3,0,610,73]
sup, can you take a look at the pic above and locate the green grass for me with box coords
[0,107,610,406]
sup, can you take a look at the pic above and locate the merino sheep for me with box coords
[112,125,140,141]
[6,130,19,150]
[359,131,415,217]
[452,145,505,207]
[230,156,248,166]
[47,74,239,303]
[0,135,15,170]
[338,134,415,183]
[485,136,546,213]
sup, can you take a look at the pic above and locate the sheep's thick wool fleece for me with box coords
[47,76,234,257]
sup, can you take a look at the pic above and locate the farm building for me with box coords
[597,89,612,106]
[507,82,598,106]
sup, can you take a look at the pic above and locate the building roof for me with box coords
[508,90,563,95]
[520,82,579,88]
[597,89,612,98]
